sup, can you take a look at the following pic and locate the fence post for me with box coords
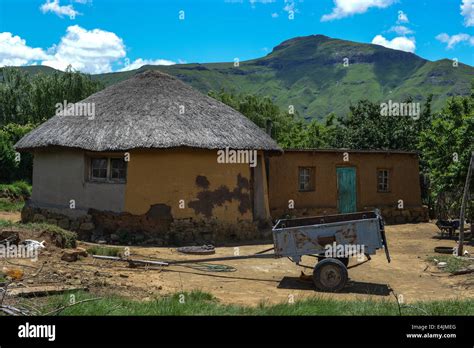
[458,151,474,256]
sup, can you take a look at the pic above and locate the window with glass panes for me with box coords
[90,158,108,180]
[298,167,314,191]
[89,157,127,182]
[377,169,389,192]
[110,158,127,180]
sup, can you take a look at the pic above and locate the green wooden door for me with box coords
[336,167,357,213]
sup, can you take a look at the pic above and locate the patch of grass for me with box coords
[0,219,16,228]
[86,245,121,257]
[0,220,76,248]
[0,181,31,200]
[0,197,24,212]
[38,291,474,316]
[0,181,30,212]
[427,255,473,273]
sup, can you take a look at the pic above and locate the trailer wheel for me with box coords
[313,258,348,292]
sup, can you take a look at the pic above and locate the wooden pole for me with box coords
[458,151,474,256]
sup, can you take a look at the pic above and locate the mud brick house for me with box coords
[268,149,428,224]
[15,70,281,245]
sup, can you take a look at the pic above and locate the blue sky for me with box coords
[0,0,472,73]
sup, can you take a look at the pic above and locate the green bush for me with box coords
[0,124,35,183]
[0,180,32,199]
[0,198,24,211]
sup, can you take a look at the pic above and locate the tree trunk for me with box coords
[458,152,474,256]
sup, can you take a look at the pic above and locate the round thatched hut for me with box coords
[15,70,282,245]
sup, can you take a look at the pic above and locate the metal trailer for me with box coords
[272,210,390,292]
[93,210,391,293]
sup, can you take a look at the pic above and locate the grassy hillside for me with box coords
[6,34,474,120]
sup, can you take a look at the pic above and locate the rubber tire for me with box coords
[313,258,348,292]
[318,256,349,267]
[434,246,454,254]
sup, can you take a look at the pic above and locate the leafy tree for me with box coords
[209,90,325,148]
[0,66,103,126]
[0,67,103,183]
[0,123,35,182]
[333,98,432,150]
[419,94,474,219]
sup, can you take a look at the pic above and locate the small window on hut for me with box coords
[377,169,390,192]
[110,158,127,181]
[89,157,127,182]
[298,167,315,191]
[91,158,108,180]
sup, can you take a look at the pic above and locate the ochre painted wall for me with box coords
[268,151,422,215]
[124,148,254,222]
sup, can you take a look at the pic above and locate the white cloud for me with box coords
[40,0,80,19]
[321,0,395,21]
[0,27,177,74]
[371,34,416,53]
[283,0,298,14]
[249,0,275,4]
[42,25,126,73]
[397,10,409,23]
[461,0,474,26]
[249,0,275,8]
[271,12,279,18]
[0,32,51,67]
[389,25,413,35]
[119,58,176,72]
[436,32,474,49]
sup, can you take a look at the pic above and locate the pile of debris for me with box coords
[0,227,91,316]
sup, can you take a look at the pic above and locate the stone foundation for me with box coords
[21,202,270,246]
[22,201,429,246]
[373,205,429,224]
[270,205,429,225]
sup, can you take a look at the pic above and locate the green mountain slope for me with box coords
[7,35,474,120]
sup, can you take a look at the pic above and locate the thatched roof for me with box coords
[15,70,281,152]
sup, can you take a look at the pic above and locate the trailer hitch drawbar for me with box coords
[92,249,276,267]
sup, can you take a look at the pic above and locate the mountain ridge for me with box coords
[4,34,473,120]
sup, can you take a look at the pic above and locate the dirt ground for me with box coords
[2,219,473,306]
[0,211,21,223]
[119,222,473,305]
